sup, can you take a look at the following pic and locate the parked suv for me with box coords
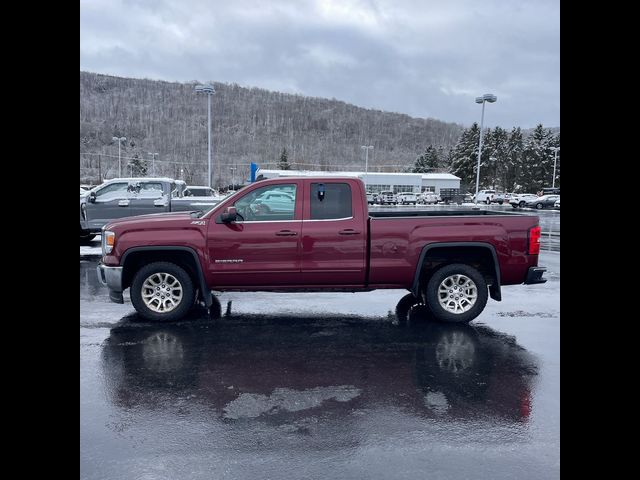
[510,194,539,208]
[377,191,397,205]
[397,192,418,205]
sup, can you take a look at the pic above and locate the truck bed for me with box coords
[367,209,539,287]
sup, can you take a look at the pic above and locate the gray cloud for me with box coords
[80,0,559,128]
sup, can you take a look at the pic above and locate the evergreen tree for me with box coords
[128,154,148,176]
[505,127,524,192]
[279,147,290,170]
[483,126,508,190]
[412,145,441,173]
[522,124,554,192]
[450,123,481,186]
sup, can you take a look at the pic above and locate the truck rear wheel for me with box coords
[131,262,195,322]
[424,264,488,324]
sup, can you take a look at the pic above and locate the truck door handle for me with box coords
[276,230,298,236]
[339,229,360,235]
[118,200,130,207]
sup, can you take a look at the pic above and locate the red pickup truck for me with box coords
[97,177,546,323]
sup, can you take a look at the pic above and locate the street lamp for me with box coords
[230,166,236,190]
[489,156,497,189]
[148,152,158,176]
[473,94,497,204]
[195,84,215,188]
[112,136,126,177]
[361,145,374,187]
[550,147,560,188]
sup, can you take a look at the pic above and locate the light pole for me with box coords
[473,94,497,204]
[112,136,126,177]
[148,152,158,176]
[489,156,497,189]
[195,84,215,188]
[230,166,236,190]
[361,145,373,188]
[550,147,560,188]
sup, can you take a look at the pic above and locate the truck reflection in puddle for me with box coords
[100,310,538,426]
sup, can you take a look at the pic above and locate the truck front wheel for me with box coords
[424,264,488,323]
[131,262,195,322]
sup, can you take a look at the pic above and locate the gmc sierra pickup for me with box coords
[97,177,546,323]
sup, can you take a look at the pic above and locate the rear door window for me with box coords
[137,182,164,198]
[310,183,352,220]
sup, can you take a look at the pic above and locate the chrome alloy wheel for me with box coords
[141,272,183,313]
[437,274,478,314]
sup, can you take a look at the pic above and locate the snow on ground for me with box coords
[80,235,102,257]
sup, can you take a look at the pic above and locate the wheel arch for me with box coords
[411,242,501,301]
[121,246,212,307]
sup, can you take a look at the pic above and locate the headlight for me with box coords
[103,231,115,255]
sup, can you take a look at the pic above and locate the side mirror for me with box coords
[220,206,238,223]
[88,191,96,203]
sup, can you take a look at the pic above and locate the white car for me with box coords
[473,189,496,204]
[554,199,560,209]
[397,192,417,205]
[418,193,439,204]
[509,194,539,208]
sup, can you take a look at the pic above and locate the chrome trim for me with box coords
[238,217,355,223]
[238,219,302,224]
[304,217,354,222]
[369,213,535,219]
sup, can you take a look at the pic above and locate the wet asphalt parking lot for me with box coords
[80,210,560,480]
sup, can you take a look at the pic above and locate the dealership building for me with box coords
[257,169,461,195]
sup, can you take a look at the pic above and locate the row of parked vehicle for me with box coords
[475,188,560,210]
[367,191,441,205]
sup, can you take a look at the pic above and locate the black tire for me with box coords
[395,293,420,323]
[395,293,434,324]
[519,201,526,208]
[536,203,544,210]
[498,201,503,205]
[424,264,488,324]
[131,262,195,322]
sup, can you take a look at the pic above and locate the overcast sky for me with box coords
[80,0,559,128]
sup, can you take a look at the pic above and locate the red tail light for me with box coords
[528,225,541,255]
